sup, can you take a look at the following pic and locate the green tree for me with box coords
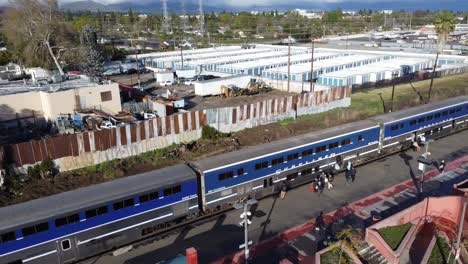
[428,11,456,103]
[330,226,361,264]
[2,0,77,75]
[0,51,12,65]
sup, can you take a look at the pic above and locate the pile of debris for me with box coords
[221,81,272,98]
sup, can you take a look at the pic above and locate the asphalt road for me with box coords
[82,129,468,264]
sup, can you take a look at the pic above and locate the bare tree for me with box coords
[2,0,76,75]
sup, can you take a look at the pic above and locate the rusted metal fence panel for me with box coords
[130,124,138,143]
[174,115,180,134]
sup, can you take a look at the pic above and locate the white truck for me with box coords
[156,71,175,86]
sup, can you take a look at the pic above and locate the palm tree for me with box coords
[427,11,457,103]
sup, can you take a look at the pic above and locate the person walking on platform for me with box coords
[438,160,446,173]
[345,161,353,185]
[327,171,334,190]
[280,181,287,200]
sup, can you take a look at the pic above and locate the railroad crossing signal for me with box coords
[239,219,252,226]
[239,241,253,249]
[240,212,251,218]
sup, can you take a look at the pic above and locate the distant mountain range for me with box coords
[0,0,464,13]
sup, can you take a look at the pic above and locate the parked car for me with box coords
[176,77,186,84]
[101,121,116,129]
[159,80,174,86]
[184,78,196,85]
[103,68,121,76]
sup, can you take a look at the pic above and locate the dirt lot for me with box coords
[1,73,467,207]
[108,73,155,86]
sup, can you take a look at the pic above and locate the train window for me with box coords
[237,168,244,175]
[124,198,135,207]
[61,239,71,251]
[113,201,124,211]
[410,120,417,126]
[301,168,313,175]
[341,139,351,146]
[1,232,16,243]
[97,206,108,215]
[418,117,425,123]
[286,172,298,181]
[442,111,448,116]
[255,161,268,170]
[139,194,149,203]
[449,109,455,114]
[150,192,159,200]
[22,222,49,237]
[302,149,313,156]
[85,206,108,219]
[287,153,299,161]
[357,135,364,141]
[218,171,234,181]
[427,115,433,121]
[456,107,462,113]
[173,185,182,194]
[328,142,338,149]
[55,218,67,227]
[400,123,404,129]
[55,213,80,228]
[22,226,35,237]
[390,125,398,131]
[164,185,182,196]
[36,222,48,233]
[139,192,159,204]
[271,157,284,166]
[315,145,326,153]
[435,113,441,118]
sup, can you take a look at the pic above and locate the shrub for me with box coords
[201,126,229,140]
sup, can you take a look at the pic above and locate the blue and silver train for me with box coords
[0,96,467,264]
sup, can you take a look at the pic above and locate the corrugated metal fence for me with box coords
[1,86,351,171]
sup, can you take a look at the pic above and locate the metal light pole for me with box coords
[234,198,258,263]
[418,139,434,194]
[454,202,467,262]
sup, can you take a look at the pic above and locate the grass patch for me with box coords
[320,248,350,264]
[429,237,455,264]
[278,73,468,132]
[378,223,413,251]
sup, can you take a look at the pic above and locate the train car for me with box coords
[0,165,198,264]
[191,120,381,212]
[375,96,468,152]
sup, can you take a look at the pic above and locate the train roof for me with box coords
[372,96,468,124]
[192,119,378,172]
[0,164,196,231]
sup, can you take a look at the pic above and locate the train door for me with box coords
[57,238,77,264]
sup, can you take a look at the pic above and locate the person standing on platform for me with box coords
[280,181,287,200]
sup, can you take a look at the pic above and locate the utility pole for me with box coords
[409,12,412,30]
[198,0,206,37]
[287,36,291,93]
[310,36,315,93]
[180,42,184,69]
[390,72,398,112]
[162,0,170,34]
[234,199,257,263]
